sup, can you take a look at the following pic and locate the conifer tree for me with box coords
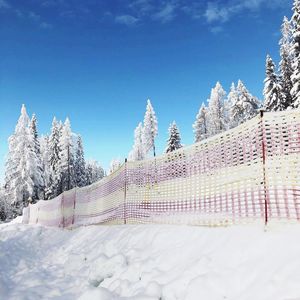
[109,159,122,174]
[75,136,86,187]
[193,104,208,142]
[59,118,76,192]
[291,0,300,107]
[30,114,45,200]
[263,55,284,111]
[46,117,62,199]
[207,82,227,136]
[4,105,36,216]
[165,121,182,153]
[40,135,50,191]
[143,99,158,157]
[129,122,145,161]
[86,160,105,185]
[279,16,294,109]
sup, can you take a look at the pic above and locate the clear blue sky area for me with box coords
[0,0,293,181]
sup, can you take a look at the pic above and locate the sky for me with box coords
[0,0,293,181]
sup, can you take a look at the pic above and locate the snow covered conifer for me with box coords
[59,118,76,192]
[235,80,260,122]
[165,121,182,153]
[129,122,145,161]
[207,82,227,136]
[4,105,36,216]
[47,117,62,199]
[30,114,45,200]
[86,160,105,185]
[109,159,122,174]
[291,0,300,107]
[279,16,294,109]
[40,135,50,191]
[143,99,158,157]
[74,136,86,187]
[193,104,208,142]
[263,55,284,111]
[228,83,241,128]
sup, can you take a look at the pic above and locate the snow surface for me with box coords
[1,222,300,300]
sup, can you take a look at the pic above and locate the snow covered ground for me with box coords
[1,222,300,300]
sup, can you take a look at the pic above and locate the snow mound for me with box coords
[1,222,300,299]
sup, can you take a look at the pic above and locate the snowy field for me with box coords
[1,222,300,300]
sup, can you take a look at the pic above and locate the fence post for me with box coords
[260,109,268,226]
[124,158,127,225]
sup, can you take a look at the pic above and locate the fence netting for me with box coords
[23,109,300,227]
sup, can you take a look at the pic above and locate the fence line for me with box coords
[22,109,300,227]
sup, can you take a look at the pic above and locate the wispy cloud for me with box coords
[210,25,224,34]
[152,3,177,23]
[115,14,139,26]
[0,0,10,9]
[204,0,291,24]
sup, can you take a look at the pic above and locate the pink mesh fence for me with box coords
[24,109,300,227]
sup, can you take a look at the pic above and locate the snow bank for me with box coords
[1,222,300,300]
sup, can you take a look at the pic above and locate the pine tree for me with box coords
[279,16,294,109]
[4,105,36,216]
[228,83,241,128]
[143,99,158,157]
[129,122,145,161]
[86,160,105,185]
[193,103,208,142]
[46,117,62,199]
[236,80,260,121]
[59,118,76,192]
[291,0,300,107]
[30,114,45,200]
[263,55,284,111]
[74,136,86,187]
[165,121,182,153]
[207,82,227,136]
[109,159,122,174]
[40,135,50,192]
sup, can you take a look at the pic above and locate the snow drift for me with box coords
[1,222,300,300]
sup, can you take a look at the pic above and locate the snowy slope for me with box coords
[1,223,300,300]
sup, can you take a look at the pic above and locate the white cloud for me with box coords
[115,15,138,26]
[152,3,176,23]
[0,0,10,9]
[210,25,224,34]
[204,0,291,23]
[40,22,53,29]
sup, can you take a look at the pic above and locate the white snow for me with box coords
[1,222,300,300]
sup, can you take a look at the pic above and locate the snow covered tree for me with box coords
[46,117,62,199]
[30,114,45,200]
[109,158,122,174]
[279,16,294,109]
[263,55,284,111]
[165,121,182,153]
[230,80,260,126]
[0,186,9,221]
[291,0,300,107]
[143,99,158,157]
[59,118,76,192]
[40,135,50,191]
[193,104,208,142]
[129,122,145,161]
[86,160,105,185]
[228,83,241,128]
[207,82,227,136]
[74,136,86,187]
[4,105,37,216]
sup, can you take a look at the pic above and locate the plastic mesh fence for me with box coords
[24,109,300,227]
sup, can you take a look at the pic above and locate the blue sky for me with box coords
[0,0,292,181]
